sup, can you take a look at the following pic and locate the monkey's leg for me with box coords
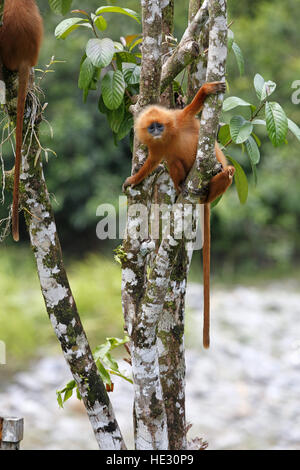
[123,152,161,191]
[183,81,226,117]
[215,141,228,167]
[206,166,235,203]
[168,159,186,193]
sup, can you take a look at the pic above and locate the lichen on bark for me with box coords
[0,52,126,451]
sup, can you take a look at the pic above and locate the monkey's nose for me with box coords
[152,130,162,137]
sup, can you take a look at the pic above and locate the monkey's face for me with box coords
[147,121,165,139]
[135,106,175,146]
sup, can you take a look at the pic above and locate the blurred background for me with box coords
[0,0,300,450]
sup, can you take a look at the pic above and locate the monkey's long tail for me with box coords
[203,203,211,349]
[12,63,29,242]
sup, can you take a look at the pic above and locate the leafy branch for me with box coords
[56,335,132,408]
[219,72,300,204]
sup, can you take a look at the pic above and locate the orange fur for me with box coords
[123,81,235,348]
[0,0,43,241]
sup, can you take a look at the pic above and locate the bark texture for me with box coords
[1,67,126,451]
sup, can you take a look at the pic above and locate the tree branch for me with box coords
[155,0,188,451]
[160,0,209,93]
[187,0,209,100]
[122,0,169,451]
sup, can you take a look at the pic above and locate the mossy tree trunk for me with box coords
[121,0,228,451]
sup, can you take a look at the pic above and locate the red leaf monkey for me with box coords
[123,81,235,348]
[0,0,43,241]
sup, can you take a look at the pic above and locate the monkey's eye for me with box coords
[148,122,164,135]
[148,123,156,132]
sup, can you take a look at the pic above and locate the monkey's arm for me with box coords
[123,150,162,191]
[167,159,186,193]
[182,81,226,117]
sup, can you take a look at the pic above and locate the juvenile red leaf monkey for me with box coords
[123,82,235,348]
[0,0,43,241]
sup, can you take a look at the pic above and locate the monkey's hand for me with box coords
[206,165,235,203]
[122,177,134,193]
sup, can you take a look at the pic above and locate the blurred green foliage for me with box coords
[1,0,300,364]
[1,0,300,269]
[0,248,123,366]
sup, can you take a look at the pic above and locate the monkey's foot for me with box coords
[206,166,235,203]
[205,81,226,95]
[122,177,134,193]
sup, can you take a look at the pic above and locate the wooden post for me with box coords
[0,417,24,450]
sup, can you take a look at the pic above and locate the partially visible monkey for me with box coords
[0,0,43,241]
[123,82,235,348]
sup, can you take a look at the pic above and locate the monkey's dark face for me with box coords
[135,105,176,146]
[147,121,165,139]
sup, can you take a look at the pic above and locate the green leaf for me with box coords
[56,391,63,408]
[218,124,231,146]
[94,15,107,32]
[107,101,125,133]
[245,135,260,165]
[129,37,143,52]
[254,74,265,100]
[250,160,258,186]
[227,156,248,204]
[109,369,133,384]
[122,63,141,85]
[78,57,94,90]
[96,360,112,386]
[223,96,251,112]
[252,119,266,126]
[63,388,73,402]
[94,336,129,359]
[95,6,141,23]
[49,0,73,15]
[232,42,244,75]
[261,80,276,101]
[251,132,261,147]
[117,113,134,141]
[227,29,234,51]
[115,52,137,67]
[86,38,115,68]
[125,34,141,47]
[55,18,90,39]
[265,101,288,146]
[211,195,222,209]
[230,116,253,144]
[102,71,126,110]
[114,42,124,52]
[103,352,119,371]
[65,380,76,390]
[98,95,109,114]
[287,118,300,141]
